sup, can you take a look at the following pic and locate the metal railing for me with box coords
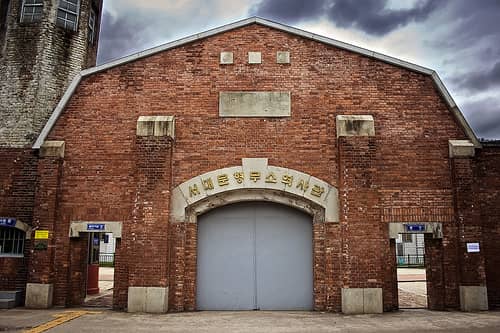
[99,253,115,267]
[397,254,425,267]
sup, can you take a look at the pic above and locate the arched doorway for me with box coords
[196,202,313,310]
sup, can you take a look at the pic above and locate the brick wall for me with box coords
[0,148,36,292]
[33,23,482,310]
[0,0,102,301]
[475,146,500,308]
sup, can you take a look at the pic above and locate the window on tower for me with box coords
[1,0,10,50]
[20,0,43,23]
[88,7,96,44]
[56,0,80,31]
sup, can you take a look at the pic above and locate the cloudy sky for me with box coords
[97,0,500,140]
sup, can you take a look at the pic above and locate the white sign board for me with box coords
[466,242,480,253]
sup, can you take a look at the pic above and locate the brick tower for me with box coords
[0,0,103,147]
[0,0,103,303]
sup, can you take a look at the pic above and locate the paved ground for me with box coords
[83,267,114,307]
[1,308,500,332]
[397,268,427,308]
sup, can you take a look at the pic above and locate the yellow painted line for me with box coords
[24,310,101,333]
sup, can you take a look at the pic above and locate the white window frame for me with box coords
[20,0,43,23]
[56,0,80,31]
[0,227,25,257]
[88,7,96,44]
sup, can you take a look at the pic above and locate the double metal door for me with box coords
[197,202,313,310]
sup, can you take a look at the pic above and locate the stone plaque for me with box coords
[277,51,290,64]
[248,52,262,64]
[219,92,291,117]
[220,52,233,64]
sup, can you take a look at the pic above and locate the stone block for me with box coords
[277,51,290,64]
[128,287,169,313]
[136,116,175,138]
[342,287,383,314]
[336,115,375,137]
[127,287,146,312]
[449,140,475,158]
[220,52,233,64]
[248,52,262,64]
[25,283,53,309]
[39,141,65,158]
[363,288,383,313]
[459,286,488,311]
[219,92,291,117]
[342,288,364,314]
[145,287,169,313]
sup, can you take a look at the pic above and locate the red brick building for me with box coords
[1,17,500,313]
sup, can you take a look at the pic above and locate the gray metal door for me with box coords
[197,202,313,310]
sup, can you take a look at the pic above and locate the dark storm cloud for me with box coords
[250,0,326,23]
[97,8,174,64]
[327,0,440,35]
[252,0,441,35]
[453,62,500,92]
[461,98,500,140]
[97,11,137,63]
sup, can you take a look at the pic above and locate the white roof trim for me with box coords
[33,16,481,149]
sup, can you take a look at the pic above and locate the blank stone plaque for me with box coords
[220,52,233,64]
[277,51,290,64]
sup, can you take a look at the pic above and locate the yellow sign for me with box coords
[35,230,49,239]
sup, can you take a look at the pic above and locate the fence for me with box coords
[397,254,425,267]
[99,253,115,267]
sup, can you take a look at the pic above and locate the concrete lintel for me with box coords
[69,221,122,238]
[136,116,175,138]
[459,286,488,311]
[336,115,375,137]
[1,219,33,239]
[25,283,53,308]
[449,140,475,158]
[388,222,443,239]
[128,287,169,313]
[342,287,383,314]
[39,141,65,158]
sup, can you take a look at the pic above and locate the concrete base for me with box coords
[128,287,169,313]
[342,288,383,314]
[459,286,488,311]
[25,283,53,309]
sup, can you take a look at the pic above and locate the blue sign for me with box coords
[405,224,426,232]
[87,223,105,231]
[0,218,16,227]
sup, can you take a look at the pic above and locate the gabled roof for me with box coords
[33,17,481,149]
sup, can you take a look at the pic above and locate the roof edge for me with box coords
[431,72,481,148]
[33,73,82,149]
[32,16,481,149]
